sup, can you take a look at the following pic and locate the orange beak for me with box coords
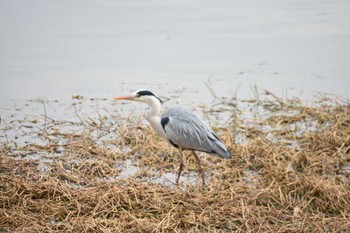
[113,95,135,101]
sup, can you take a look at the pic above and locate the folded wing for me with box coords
[161,107,231,159]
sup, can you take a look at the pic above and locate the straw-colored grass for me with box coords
[1,90,349,232]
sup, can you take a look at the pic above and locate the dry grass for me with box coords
[1,90,350,232]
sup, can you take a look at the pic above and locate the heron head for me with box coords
[114,89,163,105]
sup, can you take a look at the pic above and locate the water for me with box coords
[1,0,350,109]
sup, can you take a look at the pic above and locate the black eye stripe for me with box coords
[136,90,155,96]
[136,90,163,104]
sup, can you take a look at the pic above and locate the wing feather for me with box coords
[161,107,231,159]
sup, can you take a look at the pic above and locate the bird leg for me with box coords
[176,148,185,185]
[192,151,205,186]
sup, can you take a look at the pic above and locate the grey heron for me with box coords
[114,89,231,185]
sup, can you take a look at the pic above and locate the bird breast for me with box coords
[145,114,168,140]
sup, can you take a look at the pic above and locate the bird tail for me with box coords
[206,132,231,159]
[213,140,231,159]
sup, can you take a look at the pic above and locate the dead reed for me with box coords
[0,90,349,232]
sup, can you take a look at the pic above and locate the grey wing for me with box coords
[161,107,231,159]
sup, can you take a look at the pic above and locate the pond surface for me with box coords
[1,0,350,110]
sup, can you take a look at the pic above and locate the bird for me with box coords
[114,89,231,185]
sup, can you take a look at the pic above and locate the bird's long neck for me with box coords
[145,98,161,118]
[144,98,167,139]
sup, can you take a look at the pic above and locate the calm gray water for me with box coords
[1,0,350,108]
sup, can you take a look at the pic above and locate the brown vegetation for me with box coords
[1,91,349,232]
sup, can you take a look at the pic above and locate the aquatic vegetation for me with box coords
[0,90,349,232]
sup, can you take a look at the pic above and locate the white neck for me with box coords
[144,97,162,118]
[143,97,167,139]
